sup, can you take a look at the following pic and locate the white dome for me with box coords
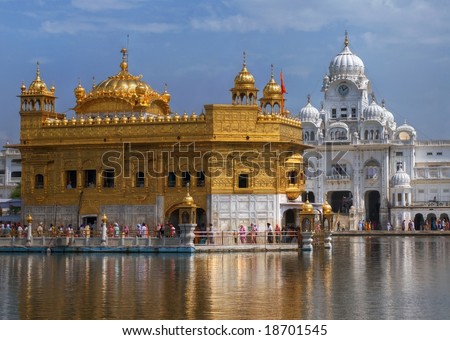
[381,100,395,124]
[299,96,320,122]
[329,34,365,79]
[391,168,411,187]
[397,122,415,133]
[363,99,384,121]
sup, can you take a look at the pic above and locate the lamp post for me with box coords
[322,200,334,249]
[101,213,107,246]
[26,213,33,247]
[299,200,318,251]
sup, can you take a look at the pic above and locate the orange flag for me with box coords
[280,71,286,113]
[280,71,286,94]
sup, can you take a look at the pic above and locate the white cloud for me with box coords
[70,0,144,12]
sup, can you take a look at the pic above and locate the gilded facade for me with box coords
[13,50,307,230]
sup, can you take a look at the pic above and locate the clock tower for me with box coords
[321,32,371,133]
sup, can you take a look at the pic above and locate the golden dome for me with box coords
[322,200,332,214]
[182,184,195,206]
[73,48,170,115]
[161,83,171,102]
[302,200,314,213]
[234,52,256,89]
[74,81,86,101]
[25,62,54,96]
[262,65,282,100]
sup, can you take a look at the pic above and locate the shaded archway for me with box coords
[365,191,380,229]
[440,213,449,223]
[329,191,352,213]
[426,213,437,230]
[414,213,424,231]
[283,209,296,227]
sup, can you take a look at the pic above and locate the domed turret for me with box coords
[27,62,52,95]
[161,83,171,103]
[391,167,411,187]
[302,200,314,213]
[262,68,282,100]
[231,51,258,105]
[259,65,283,113]
[363,96,384,121]
[381,99,396,129]
[234,51,255,88]
[299,95,320,122]
[329,32,365,80]
[322,200,332,214]
[74,80,86,102]
[74,48,170,115]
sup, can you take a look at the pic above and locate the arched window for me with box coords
[287,170,298,185]
[136,171,145,187]
[310,131,315,141]
[364,130,369,140]
[35,174,44,189]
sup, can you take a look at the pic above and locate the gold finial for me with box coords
[101,213,107,224]
[36,61,41,81]
[26,214,33,224]
[120,48,128,72]
[243,50,247,67]
[270,64,274,79]
[344,30,349,47]
[182,182,194,205]
[92,76,96,89]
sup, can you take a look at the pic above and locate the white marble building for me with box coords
[299,33,450,230]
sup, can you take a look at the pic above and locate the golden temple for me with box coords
[13,49,306,230]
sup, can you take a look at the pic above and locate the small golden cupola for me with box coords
[74,79,86,103]
[73,48,171,116]
[322,200,332,214]
[259,64,283,114]
[302,200,314,213]
[26,62,53,95]
[231,51,258,105]
[19,62,56,115]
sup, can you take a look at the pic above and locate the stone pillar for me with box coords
[26,214,33,247]
[179,223,197,247]
[100,213,108,247]
[301,231,314,251]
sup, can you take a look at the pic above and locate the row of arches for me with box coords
[21,98,54,112]
[413,213,449,230]
[232,92,257,105]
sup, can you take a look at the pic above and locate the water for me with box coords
[0,236,449,320]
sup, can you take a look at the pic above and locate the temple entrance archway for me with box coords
[283,209,296,227]
[414,213,424,230]
[365,191,380,229]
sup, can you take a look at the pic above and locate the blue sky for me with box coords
[1,0,450,144]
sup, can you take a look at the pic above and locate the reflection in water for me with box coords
[0,237,449,320]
